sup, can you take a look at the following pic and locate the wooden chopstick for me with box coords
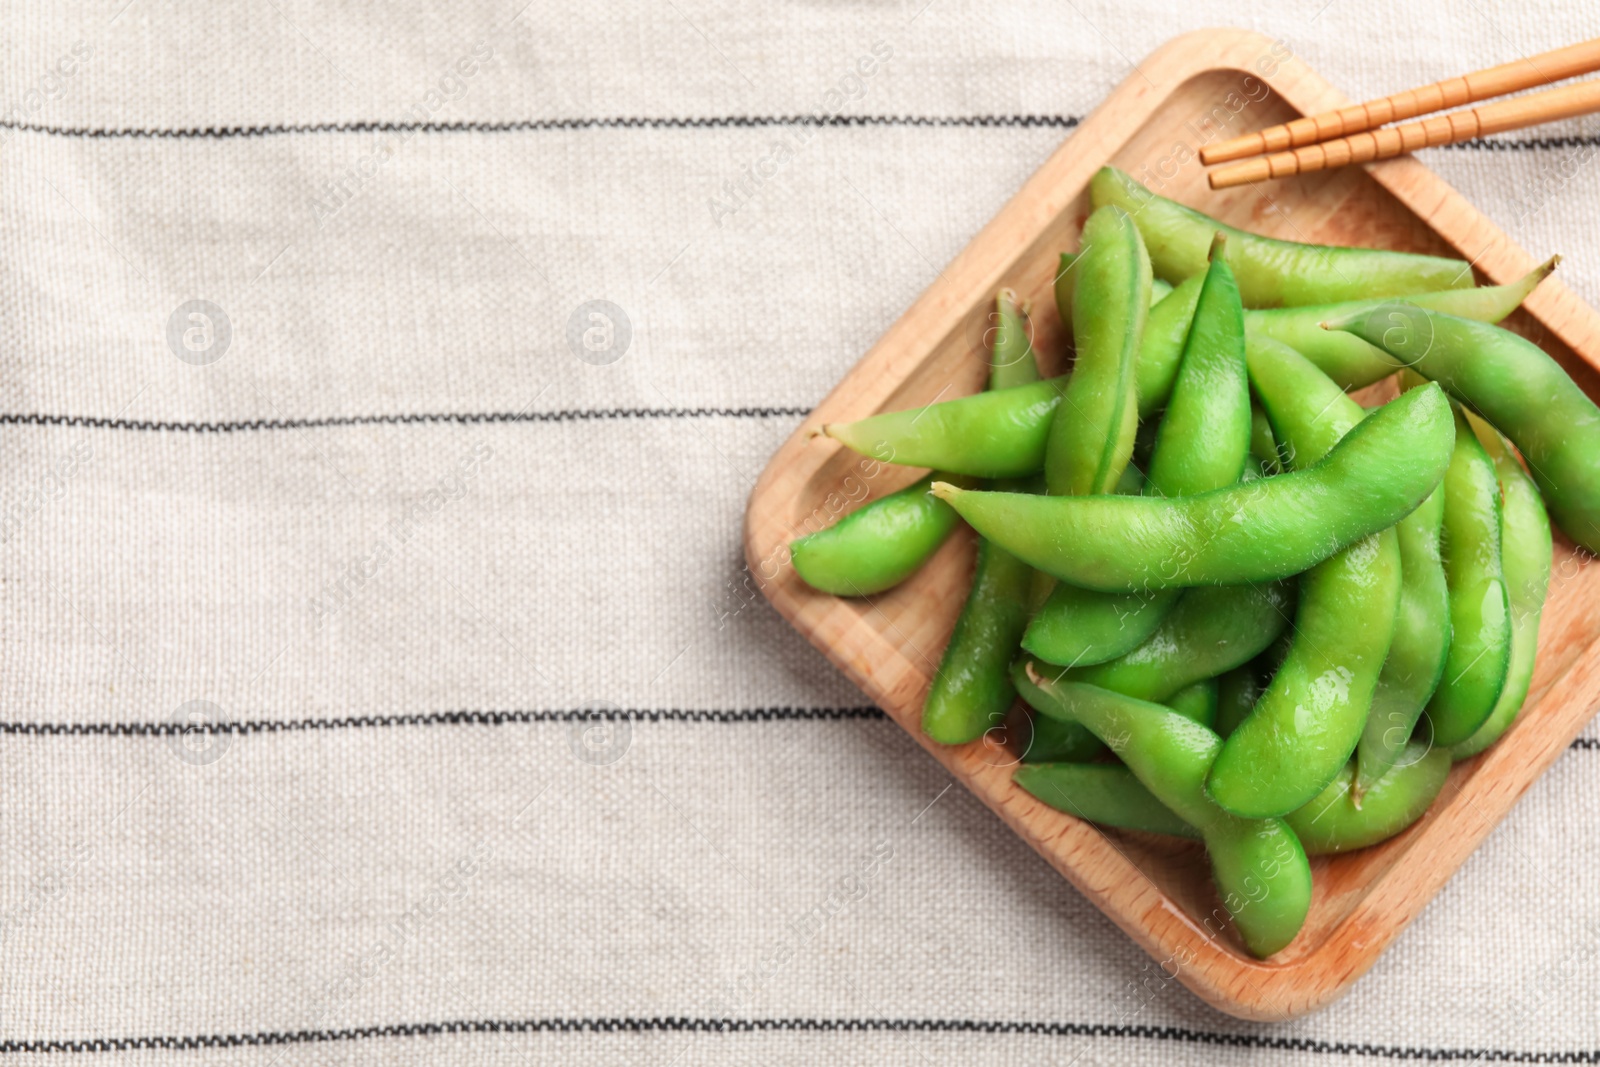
[1200,36,1600,165]
[1207,77,1600,189]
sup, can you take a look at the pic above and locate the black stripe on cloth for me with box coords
[0,707,887,734]
[1439,133,1600,152]
[3,712,1595,752]
[2,1015,1594,1059]
[0,112,1594,150]
[0,406,810,433]
[0,114,1081,139]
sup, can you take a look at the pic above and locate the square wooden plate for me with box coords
[743,27,1600,1020]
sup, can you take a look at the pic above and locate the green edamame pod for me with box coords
[923,536,1034,744]
[1167,678,1219,729]
[1015,762,1199,840]
[989,289,1040,391]
[1090,166,1472,306]
[1211,340,1404,818]
[822,376,1068,479]
[1450,416,1552,759]
[1055,253,1168,333]
[1030,581,1292,704]
[1146,236,1250,498]
[791,473,972,596]
[1021,582,1171,667]
[1247,343,1452,797]
[1423,407,1512,747]
[1352,370,1451,792]
[1135,272,1205,417]
[932,384,1455,592]
[924,293,1043,744]
[1214,666,1262,740]
[1286,743,1452,855]
[1251,404,1284,476]
[1247,258,1555,389]
[1326,306,1600,555]
[1026,673,1312,957]
[1045,205,1151,496]
[1054,252,1077,335]
[1207,530,1400,818]
[1055,254,1166,338]
[1012,660,1104,762]
[1356,483,1449,794]
[1021,711,1106,763]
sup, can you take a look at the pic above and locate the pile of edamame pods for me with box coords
[790,166,1598,958]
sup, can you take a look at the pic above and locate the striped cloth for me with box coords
[2,1,1599,1063]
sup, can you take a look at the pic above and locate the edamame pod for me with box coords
[1012,660,1105,762]
[1249,405,1282,476]
[1424,408,1512,747]
[1015,762,1199,840]
[1167,678,1219,729]
[1326,306,1600,555]
[1030,581,1292,704]
[924,293,1042,744]
[1207,530,1400,818]
[1135,272,1205,416]
[1214,666,1262,740]
[1356,483,1449,794]
[1026,673,1312,957]
[1247,342,1451,798]
[1204,819,1313,958]
[1146,236,1250,498]
[1090,166,1472,306]
[989,289,1039,391]
[932,384,1455,592]
[823,376,1068,479]
[1286,743,1452,854]
[923,536,1034,743]
[1021,582,1172,667]
[1021,712,1106,763]
[1045,205,1150,496]
[1211,340,1404,818]
[791,473,971,596]
[1054,253,1076,335]
[1247,258,1555,389]
[1352,371,1452,791]
[1021,743,1445,853]
[1450,416,1553,759]
[1056,255,1172,337]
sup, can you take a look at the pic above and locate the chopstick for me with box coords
[1201,36,1600,165]
[1207,76,1600,190]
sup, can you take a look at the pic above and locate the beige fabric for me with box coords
[2,0,1599,1061]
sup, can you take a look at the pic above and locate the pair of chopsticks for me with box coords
[1204,37,1600,189]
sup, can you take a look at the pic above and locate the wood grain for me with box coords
[1200,34,1600,164]
[743,27,1600,1021]
[1208,77,1600,188]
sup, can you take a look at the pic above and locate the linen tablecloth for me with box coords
[3,1,1599,1062]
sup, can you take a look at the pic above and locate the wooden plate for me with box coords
[743,27,1600,1020]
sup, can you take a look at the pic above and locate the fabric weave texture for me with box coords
[2,1,1600,1063]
